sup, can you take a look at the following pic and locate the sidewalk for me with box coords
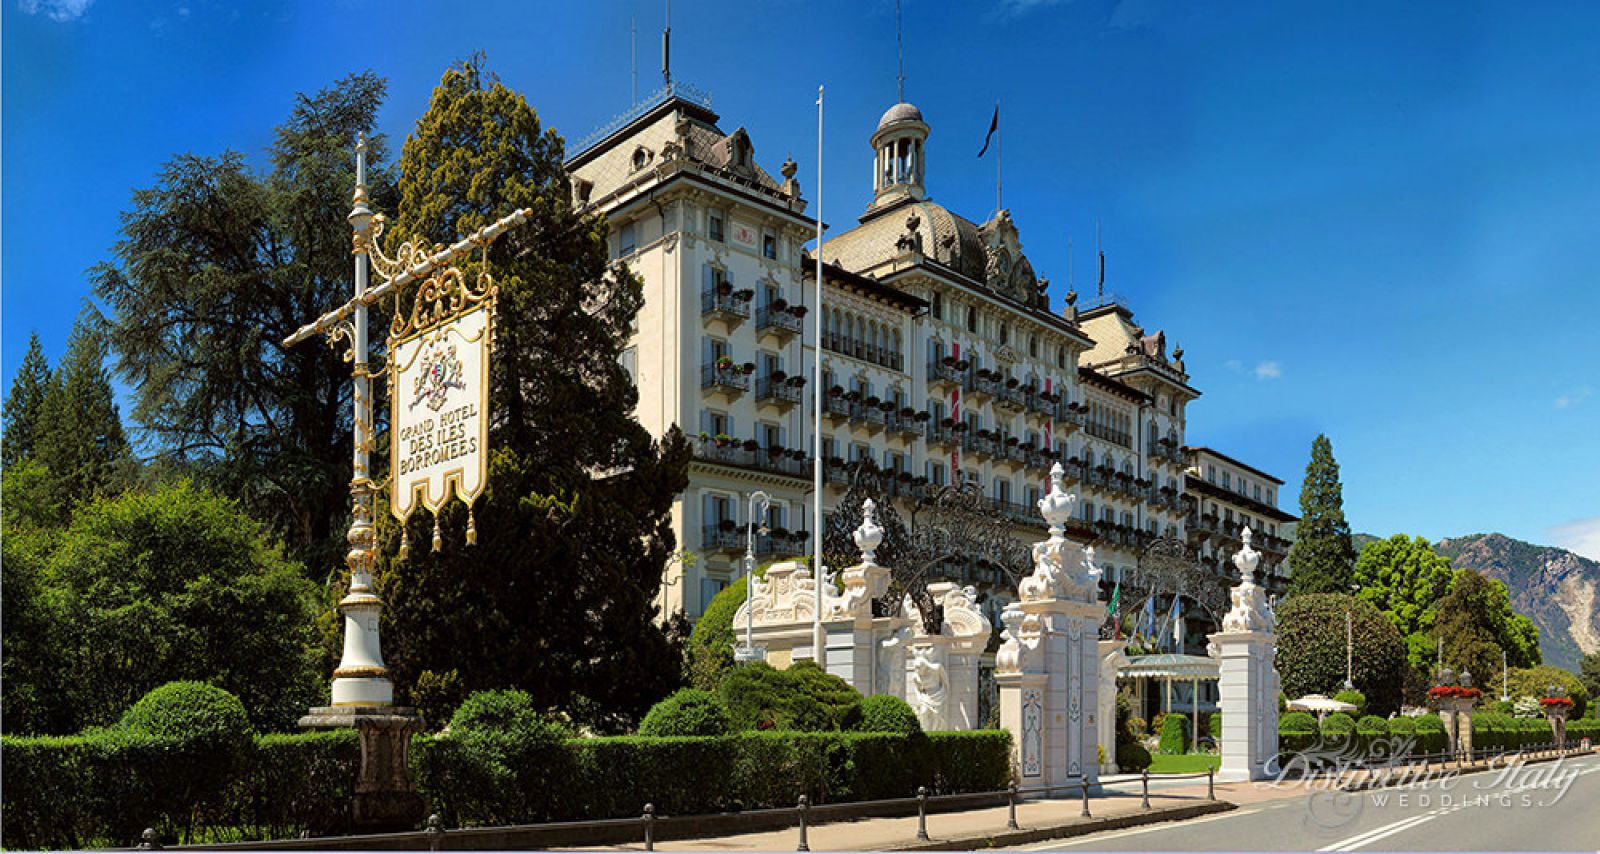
[570,782,1252,852]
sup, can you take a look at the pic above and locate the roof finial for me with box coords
[896,0,906,103]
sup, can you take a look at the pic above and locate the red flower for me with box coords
[1539,697,1574,707]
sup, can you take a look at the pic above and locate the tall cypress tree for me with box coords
[1286,433,1357,597]
[34,316,132,508]
[375,59,689,732]
[3,332,53,467]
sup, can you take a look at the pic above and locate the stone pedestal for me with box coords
[1545,706,1569,748]
[1097,640,1128,775]
[1208,527,1279,783]
[1438,698,1476,757]
[301,706,427,832]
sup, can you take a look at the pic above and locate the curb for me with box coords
[882,800,1236,851]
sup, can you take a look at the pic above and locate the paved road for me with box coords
[1007,751,1600,851]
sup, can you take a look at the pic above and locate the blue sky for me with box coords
[4,0,1598,558]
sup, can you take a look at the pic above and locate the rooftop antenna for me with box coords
[1096,219,1105,305]
[896,0,905,103]
[662,0,672,88]
[631,15,638,103]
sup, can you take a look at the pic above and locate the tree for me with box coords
[93,71,394,574]
[1580,652,1600,705]
[374,59,690,733]
[1287,434,1357,596]
[34,316,132,510]
[1431,568,1539,686]
[1506,665,1589,719]
[1275,593,1408,716]
[26,481,324,733]
[1352,534,1453,675]
[2,332,52,467]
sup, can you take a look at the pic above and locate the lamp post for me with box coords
[735,491,771,664]
[1343,583,1359,692]
[1501,649,1509,702]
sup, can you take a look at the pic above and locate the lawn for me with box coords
[1147,753,1221,773]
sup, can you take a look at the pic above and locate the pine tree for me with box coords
[376,59,689,732]
[1286,433,1357,596]
[34,316,131,508]
[3,332,53,467]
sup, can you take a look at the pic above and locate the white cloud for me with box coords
[1223,359,1243,373]
[996,0,1070,19]
[1554,386,1592,409]
[18,0,93,21]
[1253,361,1282,380]
[1548,516,1600,563]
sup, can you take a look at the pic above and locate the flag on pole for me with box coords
[976,103,999,157]
[1141,596,1156,640]
[1106,580,1121,638]
[1169,596,1184,653]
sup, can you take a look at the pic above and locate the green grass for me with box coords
[1146,753,1221,774]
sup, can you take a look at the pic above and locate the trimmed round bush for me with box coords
[1277,594,1408,716]
[1207,712,1223,741]
[854,695,922,735]
[718,663,830,731]
[445,690,571,824]
[1413,713,1444,733]
[1387,716,1415,736]
[787,660,864,730]
[1279,711,1317,733]
[639,689,731,737]
[1321,712,1356,736]
[120,681,253,750]
[1116,742,1152,771]
[1158,712,1190,754]
[1334,690,1368,717]
[1357,715,1389,737]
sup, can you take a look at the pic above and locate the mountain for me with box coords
[1434,533,1600,672]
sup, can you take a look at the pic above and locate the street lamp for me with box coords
[1343,583,1359,692]
[1502,649,1509,702]
[734,490,771,664]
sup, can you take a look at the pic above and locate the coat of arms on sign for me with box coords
[411,340,466,412]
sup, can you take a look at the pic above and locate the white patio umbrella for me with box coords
[1286,693,1357,721]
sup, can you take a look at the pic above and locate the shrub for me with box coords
[718,662,835,731]
[1386,716,1415,737]
[639,689,732,737]
[118,681,255,840]
[787,660,865,730]
[437,690,573,824]
[1356,715,1389,740]
[232,731,360,839]
[1116,742,1152,771]
[1321,712,1356,736]
[1207,712,1222,742]
[687,576,747,690]
[854,695,922,735]
[1279,711,1318,733]
[1114,693,1139,746]
[1334,690,1368,716]
[1506,665,1590,718]
[119,680,254,748]
[1277,594,1408,716]
[1158,712,1190,754]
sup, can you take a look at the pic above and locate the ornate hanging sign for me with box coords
[380,225,499,554]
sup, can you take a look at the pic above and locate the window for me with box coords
[700,577,727,613]
[966,306,978,333]
[703,411,730,436]
[709,214,724,242]
[762,231,777,260]
[619,221,636,256]
[620,347,637,387]
[999,323,1009,346]
[1029,334,1039,358]
[1222,472,1232,489]
[931,292,943,320]
[761,421,782,449]
[1056,345,1067,369]
[1254,484,1262,501]
[1206,465,1216,484]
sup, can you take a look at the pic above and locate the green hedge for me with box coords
[1,729,358,850]
[418,729,1010,828]
[1157,712,1190,754]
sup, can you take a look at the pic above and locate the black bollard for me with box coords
[916,786,930,841]
[796,795,810,852]
[1007,783,1019,830]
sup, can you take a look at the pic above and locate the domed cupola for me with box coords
[868,101,929,212]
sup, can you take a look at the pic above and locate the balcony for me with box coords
[995,383,1027,414]
[888,409,927,442]
[756,375,803,408]
[1024,392,1056,419]
[993,440,1026,469]
[825,334,905,373]
[701,362,751,401]
[701,524,811,557]
[928,358,969,391]
[756,304,804,340]
[967,371,1001,403]
[824,394,854,424]
[701,288,752,326]
[859,401,889,434]
[963,433,997,460]
[925,423,956,448]
[692,437,811,479]
[1054,402,1087,432]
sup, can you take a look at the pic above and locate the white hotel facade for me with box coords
[567,86,1295,624]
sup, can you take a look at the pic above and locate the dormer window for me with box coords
[966,306,977,333]
[998,323,1009,346]
[931,292,943,320]
[630,145,653,173]
[762,231,777,260]
[1029,334,1039,359]
[709,214,724,243]
[573,178,594,206]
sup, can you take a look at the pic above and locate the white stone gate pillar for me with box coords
[1208,527,1280,782]
[998,464,1104,789]
[1098,639,1129,775]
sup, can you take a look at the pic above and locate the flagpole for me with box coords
[812,84,826,673]
[995,100,1002,212]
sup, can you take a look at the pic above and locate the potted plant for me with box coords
[898,471,913,482]
[864,395,881,408]
[734,288,755,302]
[716,279,733,296]
[952,421,969,433]
[1006,377,1020,388]
[770,369,788,383]
[714,433,733,447]
[771,297,789,312]
[767,444,785,457]
[697,430,711,441]
[846,390,861,402]
[955,359,970,371]
[719,518,737,532]
[741,362,756,375]
[743,439,759,452]
[791,530,809,542]
[787,376,806,387]
[829,385,844,397]
[789,305,809,317]
[715,355,735,371]
[881,400,896,412]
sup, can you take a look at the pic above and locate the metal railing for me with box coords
[757,305,804,336]
[756,377,802,405]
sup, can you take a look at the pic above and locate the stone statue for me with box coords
[909,644,949,730]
